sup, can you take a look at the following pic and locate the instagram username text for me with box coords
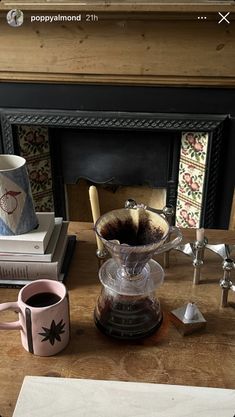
[30,14,98,23]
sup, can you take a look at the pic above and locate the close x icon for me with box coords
[218,12,230,24]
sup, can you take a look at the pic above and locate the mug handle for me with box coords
[156,226,182,254]
[0,302,22,330]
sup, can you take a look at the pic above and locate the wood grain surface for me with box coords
[0,222,234,417]
[0,10,234,86]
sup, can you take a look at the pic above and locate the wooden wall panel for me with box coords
[0,13,234,85]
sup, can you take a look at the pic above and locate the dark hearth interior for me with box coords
[53,128,179,187]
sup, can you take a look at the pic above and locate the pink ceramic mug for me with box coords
[0,279,70,356]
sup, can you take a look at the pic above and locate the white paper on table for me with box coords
[13,376,235,417]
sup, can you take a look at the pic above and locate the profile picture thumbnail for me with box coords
[6,9,24,27]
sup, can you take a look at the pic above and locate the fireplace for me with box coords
[0,83,234,229]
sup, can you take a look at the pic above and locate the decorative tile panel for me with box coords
[176,132,209,228]
[17,125,54,212]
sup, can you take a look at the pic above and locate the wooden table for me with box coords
[0,223,235,416]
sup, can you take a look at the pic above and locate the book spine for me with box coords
[0,241,45,254]
[0,235,76,288]
[0,282,25,289]
[0,262,59,281]
[0,253,52,262]
[0,213,55,254]
[0,220,64,262]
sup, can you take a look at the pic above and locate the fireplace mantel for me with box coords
[0,3,234,86]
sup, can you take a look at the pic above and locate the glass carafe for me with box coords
[94,207,182,340]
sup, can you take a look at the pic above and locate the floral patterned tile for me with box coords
[176,132,209,228]
[176,198,201,228]
[18,125,50,157]
[27,158,53,195]
[180,132,208,164]
[33,193,54,212]
[17,125,54,213]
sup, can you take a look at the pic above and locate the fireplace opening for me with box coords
[52,127,180,187]
[49,126,180,222]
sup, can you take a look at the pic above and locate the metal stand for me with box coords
[96,249,108,268]
[220,258,235,307]
[124,199,235,306]
[192,238,207,285]
[162,205,174,269]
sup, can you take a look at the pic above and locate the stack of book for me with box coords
[0,212,76,288]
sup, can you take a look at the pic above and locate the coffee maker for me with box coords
[94,207,182,340]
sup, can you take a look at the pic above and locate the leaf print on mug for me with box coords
[39,319,65,346]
